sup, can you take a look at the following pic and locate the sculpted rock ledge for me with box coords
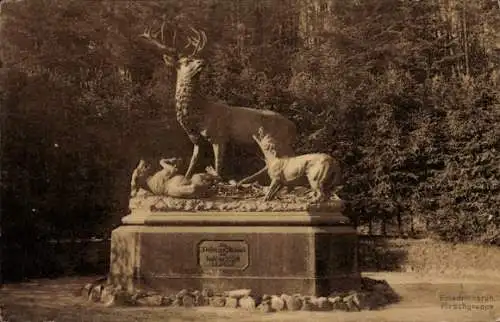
[129,191,344,213]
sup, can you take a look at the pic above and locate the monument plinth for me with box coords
[110,195,360,297]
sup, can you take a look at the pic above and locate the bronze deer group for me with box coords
[137,22,341,201]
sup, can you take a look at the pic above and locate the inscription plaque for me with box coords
[198,240,249,270]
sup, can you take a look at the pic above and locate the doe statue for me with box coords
[253,128,342,202]
[139,23,297,184]
[130,158,219,199]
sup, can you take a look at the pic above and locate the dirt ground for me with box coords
[1,272,499,322]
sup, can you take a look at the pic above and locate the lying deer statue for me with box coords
[139,23,297,184]
[130,158,219,198]
[252,128,342,202]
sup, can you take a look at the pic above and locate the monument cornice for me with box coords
[122,209,352,227]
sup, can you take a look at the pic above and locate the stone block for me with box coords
[224,289,252,299]
[181,294,195,307]
[257,302,273,313]
[270,295,285,311]
[225,297,238,308]
[239,296,257,310]
[137,294,163,306]
[209,296,226,307]
[109,210,360,297]
[301,299,314,311]
[314,296,332,311]
[89,285,103,302]
[80,283,93,299]
[282,294,302,311]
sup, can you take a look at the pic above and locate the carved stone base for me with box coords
[109,209,360,297]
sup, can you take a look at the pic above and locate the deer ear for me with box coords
[162,54,176,67]
[258,127,264,138]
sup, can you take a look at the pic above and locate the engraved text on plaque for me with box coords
[198,240,249,270]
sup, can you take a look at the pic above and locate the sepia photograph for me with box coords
[0,0,499,321]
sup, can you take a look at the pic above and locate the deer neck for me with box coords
[174,74,205,130]
[175,74,204,109]
[262,151,279,167]
[264,154,284,180]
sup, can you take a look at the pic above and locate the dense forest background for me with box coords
[1,0,499,279]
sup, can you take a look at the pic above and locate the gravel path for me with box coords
[1,272,499,322]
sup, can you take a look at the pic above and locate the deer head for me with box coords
[139,22,208,78]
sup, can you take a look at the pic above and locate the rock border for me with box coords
[78,277,400,312]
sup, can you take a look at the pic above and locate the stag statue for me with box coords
[139,23,297,184]
[252,128,342,202]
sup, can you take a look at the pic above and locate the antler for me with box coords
[139,22,178,57]
[140,27,167,50]
[257,127,265,140]
[186,26,207,57]
[139,22,207,60]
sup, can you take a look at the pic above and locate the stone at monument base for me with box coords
[110,208,360,297]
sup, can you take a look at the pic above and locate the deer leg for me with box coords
[308,169,330,202]
[212,142,225,178]
[237,166,268,186]
[264,179,282,201]
[185,144,200,179]
[312,190,326,202]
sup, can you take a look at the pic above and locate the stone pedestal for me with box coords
[110,206,360,296]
